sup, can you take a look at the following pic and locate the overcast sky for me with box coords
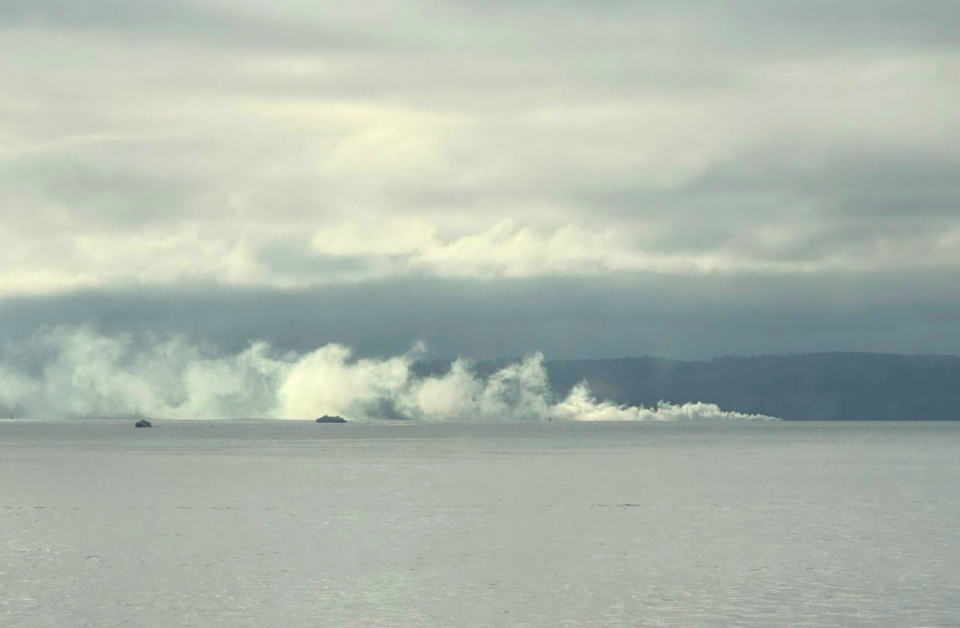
[1,0,959,359]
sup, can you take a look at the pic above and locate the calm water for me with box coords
[2,420,959,627]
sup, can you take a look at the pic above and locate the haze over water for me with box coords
[3,420,959,627]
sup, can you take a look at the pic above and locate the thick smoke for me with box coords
[0,327,775,421]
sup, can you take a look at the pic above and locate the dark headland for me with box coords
[316,415,347,423]
[416,353,960,421]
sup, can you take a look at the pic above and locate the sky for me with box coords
[1,0,959,360]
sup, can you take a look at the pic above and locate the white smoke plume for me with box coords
[0,327,776,421]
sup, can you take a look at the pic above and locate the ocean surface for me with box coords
[2,420,959,627]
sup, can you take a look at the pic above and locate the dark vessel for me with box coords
[315,415,347,423]
[134,419,153,428]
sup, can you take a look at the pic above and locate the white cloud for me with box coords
[0,326,776,421]
[310,218,439,258]
[3,212,960,298]
[552,383,771,422]
[0,0,959,299]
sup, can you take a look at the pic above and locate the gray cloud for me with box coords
[1,0,958,356]
[0,154,198,228]
[722,1,960,48]
[2,274,960,360]
[0,0,374,51]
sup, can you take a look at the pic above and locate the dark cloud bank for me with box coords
[2,273,960,360]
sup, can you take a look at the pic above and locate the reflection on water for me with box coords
[3,420,959,627]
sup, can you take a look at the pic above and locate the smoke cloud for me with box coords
[0,327,775,421]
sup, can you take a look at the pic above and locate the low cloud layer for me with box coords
[0,327,773,421]
[3,272,960,361]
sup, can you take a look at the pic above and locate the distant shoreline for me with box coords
[416,353,960,421]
